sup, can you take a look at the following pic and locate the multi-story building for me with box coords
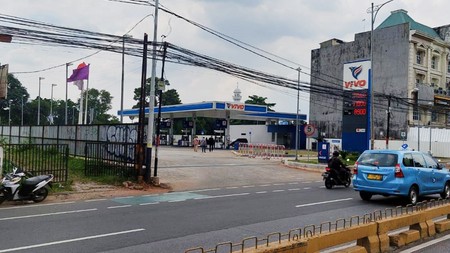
[310,9,450,151]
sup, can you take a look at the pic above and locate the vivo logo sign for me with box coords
[226,102,245,111]
[343,60,371,91]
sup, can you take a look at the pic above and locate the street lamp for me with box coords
[65,62,72,125]
[38,77,45,125]
[295,67,301,161]
[50,83,57,124]
[21,94,26,125]
[368,0,393,149]
[121,34,132,123]
[8,99,11,126]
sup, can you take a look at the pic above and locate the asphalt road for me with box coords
[0,147,447,253]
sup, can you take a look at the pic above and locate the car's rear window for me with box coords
[357,153,398,167]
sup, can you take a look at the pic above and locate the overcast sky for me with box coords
[1,0,449,122]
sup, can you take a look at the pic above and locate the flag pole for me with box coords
[84,78,89,124]
[78,85,84,125]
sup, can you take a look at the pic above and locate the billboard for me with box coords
[0,64,8,99]
[342,60,371,152]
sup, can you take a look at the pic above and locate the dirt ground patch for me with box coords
[47,181,171,203]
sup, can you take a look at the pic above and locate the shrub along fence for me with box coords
[2,144,68,183]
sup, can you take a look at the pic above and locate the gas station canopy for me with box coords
[118,101,307,122]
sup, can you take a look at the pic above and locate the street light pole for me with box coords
[368,0,393,150]
[38,77,44,125]
[51,84,57,124]
[21,95,26,125]
[295,67,301,161]
[8,99,11,126]
[65,62,72,125]
[120,35,132,123]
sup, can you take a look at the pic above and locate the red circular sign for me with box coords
[304,124,316,136]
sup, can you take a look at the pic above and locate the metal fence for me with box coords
[2,144,69,182]
[84,142,143,178]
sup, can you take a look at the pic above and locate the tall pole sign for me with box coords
[342,60,371,152]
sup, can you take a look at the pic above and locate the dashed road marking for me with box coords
[107,205,131,209]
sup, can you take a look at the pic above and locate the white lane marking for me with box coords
[272,190,285,193]
[319,186,326,188]
[107,205,131,209]
[272,183,285,186]
[85,199,107,202]
[0,201,76,210]
[0,228,145,253]
[194,193,250,200]
[295,198,353,208]
[242,185,255,188]
[255,191,267,194]
[139,202,160,206]
[315,180,322,183]
[259,184,270,187]
[226,186,239,189]
[0,208,97,221]
[288,182,299,185]
[168,200,185,203]
[188,188,221,193]
[303,181,312,183]
[399,233,450,253]
[114,196,133,199]
[288,188,301,191]
[303,187,311,190]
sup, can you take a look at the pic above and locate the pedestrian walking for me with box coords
[200,137,207,153]
[193,136,199,152]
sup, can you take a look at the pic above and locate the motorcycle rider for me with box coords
[328,151,349,183]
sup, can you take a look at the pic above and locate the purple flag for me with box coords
[67,63,89,82]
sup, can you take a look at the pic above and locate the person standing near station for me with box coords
[200,137,207,153]
[208,136,215,152]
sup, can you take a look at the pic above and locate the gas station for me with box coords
[119,101,308,149]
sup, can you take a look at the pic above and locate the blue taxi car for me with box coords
[352,149,450,205]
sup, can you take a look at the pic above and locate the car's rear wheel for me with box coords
[440,182,450,199]
[408,186,419,205]
[359,191,372,201]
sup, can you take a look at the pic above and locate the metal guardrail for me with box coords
[185,198,450,253]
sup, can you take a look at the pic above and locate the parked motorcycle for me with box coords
[322,166,352,189]
[0,166,53,204]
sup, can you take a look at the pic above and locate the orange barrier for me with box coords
[238,143,285,159]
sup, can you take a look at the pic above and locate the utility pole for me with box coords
[386,96,391,149]
[147,0,159,184]
[154,42,167,180]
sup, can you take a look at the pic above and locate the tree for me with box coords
[0,74,30,125]
[80,88,119,124]
[132,77,181,108]
[245,95,276,111]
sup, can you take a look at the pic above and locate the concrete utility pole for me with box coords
[295,67,301,161]
[146,0,160,184]
[368,0,394,150]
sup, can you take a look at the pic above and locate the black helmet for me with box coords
[332,151,340,157]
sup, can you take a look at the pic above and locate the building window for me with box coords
[448,60,450,73]
[431,111,437,122]
[416,51,422,64]
[431,56,437,69]
[413,106,420,121]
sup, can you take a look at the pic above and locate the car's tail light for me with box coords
[395,164,404,178]
[325,167,331,172]
[353,162,358,175]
